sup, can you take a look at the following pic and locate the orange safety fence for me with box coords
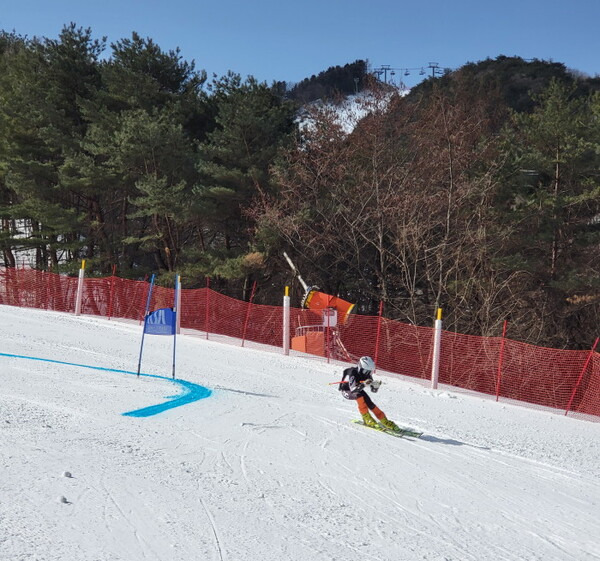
[0,267,598,420]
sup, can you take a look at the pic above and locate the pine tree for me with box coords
[499,79,600,346]
[0,25,105,271]
[78,32,210,276]
[193,74,297,281]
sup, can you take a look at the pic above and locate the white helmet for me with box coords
[357,356,375,373]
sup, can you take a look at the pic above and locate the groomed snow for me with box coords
[0,304,598,561]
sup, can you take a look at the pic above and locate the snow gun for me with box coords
[283,252,355,325]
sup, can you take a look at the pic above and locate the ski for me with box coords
[352,419,423,438]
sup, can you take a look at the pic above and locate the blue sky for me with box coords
[1,0,599,88]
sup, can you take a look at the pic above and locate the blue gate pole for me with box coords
[172,275,180,379]
[137,274,155,376]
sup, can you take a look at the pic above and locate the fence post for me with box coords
[325,306,330,364]
[45,269,51,310]
[374,301,384,369]
[431,308,443,389]
[565,337,599,416]
[74,260,86,316]
[283,286,290,355]
[495,320,508,402]
[241,281,257,347]
[108,265,116,320]
[205,277,210,340]
[13,266,20,307]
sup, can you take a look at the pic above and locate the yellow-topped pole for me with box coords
[283,286,291,355]
[75,259,86,316]
[431,307,443,389]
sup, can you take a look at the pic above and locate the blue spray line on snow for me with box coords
[0,351,212,417]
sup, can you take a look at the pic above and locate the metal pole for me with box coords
[374,301,384,370]
[324,307,331,364]
[176,275,182,335]
[283,251,308,291]
[431,308,443,389]
[241,281,257,347]
[205,277,210,340]
[74,260,86,316]
[565,337,599,415]
[172,275,179,379]
[283,286,291,355]
[137,274,155,376]
[107,264,116,320]
[495,320,508,401]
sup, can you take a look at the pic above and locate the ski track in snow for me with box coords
[0,304,599,561]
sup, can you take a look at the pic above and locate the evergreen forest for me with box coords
[1,25,600,349]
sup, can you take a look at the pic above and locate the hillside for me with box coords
[285,55,600,111]
[406,55,600,111]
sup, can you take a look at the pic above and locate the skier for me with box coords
[339,356,400,431]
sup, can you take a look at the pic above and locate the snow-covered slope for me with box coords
[1,304,598,561]
[298,88,408,134]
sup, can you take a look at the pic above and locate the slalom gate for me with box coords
[0,267,598,420]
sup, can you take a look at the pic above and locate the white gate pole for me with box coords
[283,286,290,355]
[74,260,86,316]
[431,308,443,389]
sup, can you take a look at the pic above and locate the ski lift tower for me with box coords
[283,252,355,360]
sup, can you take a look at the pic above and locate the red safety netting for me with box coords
[0,267,598,419]
[182,288,284,347]
[576,352,600,417]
